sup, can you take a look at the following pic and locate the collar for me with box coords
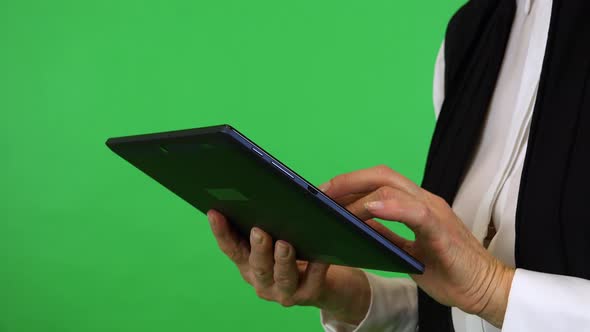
[523,0,533,15]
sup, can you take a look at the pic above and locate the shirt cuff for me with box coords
[502,268,590,331]
[321,271,418,332]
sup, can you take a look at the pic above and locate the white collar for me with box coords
[522,0,533,15]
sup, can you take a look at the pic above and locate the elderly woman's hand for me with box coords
[320,165,515,328]
[206,210,373,325]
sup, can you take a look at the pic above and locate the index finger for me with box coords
[320,165,421,199]
[207,210,250,267]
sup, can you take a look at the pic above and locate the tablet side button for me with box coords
[252,147,264,157]
[271,161,294,179]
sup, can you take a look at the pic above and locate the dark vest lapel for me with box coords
[420,0,590,330]
[419,1,516,331]
[515,0,590,278]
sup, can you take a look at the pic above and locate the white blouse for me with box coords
[322,0,590,331]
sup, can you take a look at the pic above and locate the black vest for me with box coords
[419,0,590,330]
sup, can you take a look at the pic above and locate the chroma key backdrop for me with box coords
[0,1,464,331]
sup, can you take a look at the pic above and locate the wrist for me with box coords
[317,267,371,325]
[477,261,515,328]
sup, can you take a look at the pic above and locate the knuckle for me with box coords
[252,267,270,280]
[274,274,293,287]
[278,296,296,308]
[225,247,242,262]
[220,244,238,259]
[374,164,393,175]
[330,174,345,188]
[376,186,396,200]
[434,194,450,207]
[415,204,432,220]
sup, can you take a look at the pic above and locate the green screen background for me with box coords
[0,1,464,331]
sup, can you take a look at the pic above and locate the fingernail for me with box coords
[319,182,331,192]
[276,241,289,258]
[365,201,384,210]
[250,228,263,244]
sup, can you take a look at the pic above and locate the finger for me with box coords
[273,241,299,297]
[208,210,250,267]
[296,262,330,305]
[296,260,309,272]
[332,192,370,207]
[346,186,415,220]
[364,199,434,236]
[320,165,422,199]
[249,227,275,288]
[365,219,411,250]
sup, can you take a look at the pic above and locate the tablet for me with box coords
[106,125,424,273]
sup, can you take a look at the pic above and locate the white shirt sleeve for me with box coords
[321,271,418,332]
[502,268,590,331]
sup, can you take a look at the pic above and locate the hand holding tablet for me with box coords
[106,125,514,327]
[106,125,423,273]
